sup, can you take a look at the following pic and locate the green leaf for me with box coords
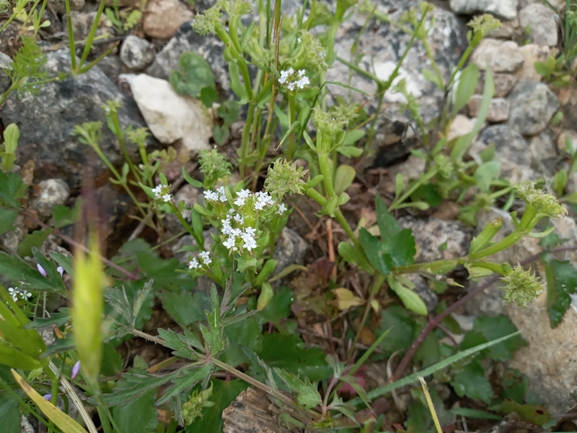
[259,334,332,382]
[100,369,180,407]
[0,393,20,433]
[451,359,493,403]
[259,286,293,324]
[421,68,443,90]
[53,200,82,228]
[169,52,215,98]
[492,399,551,426]
[406,399,435,433]
[553,169,567,195]
[472,315,525,360]
[378,305,416,355]
[474,161,500,192]
[186,380,248,433]
[500,368,528,404]
[334,164,356,196]
[157,364,213,405]
[18,228,54,257]
[451,68,494,160]
[200,86,218,108]
[162,290,210,328]
[220,314,262,367]
[337,242,373,274]
[112,388,158,433]
[388,276,427,315]
[217,100,240,126]
[375,195,416,267]
[449,407,501,420]
[0,171,26,208]
[453,63,479,115]
[212,125,230,145]
[542,255,577,328]
[274,368,322,409]
[0,208,17,235]
[2,123,20,154]
[0,252,64,292]
[359,228,392,275]
[342,129,365,146]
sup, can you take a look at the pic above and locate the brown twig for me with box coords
[388,245,577,383]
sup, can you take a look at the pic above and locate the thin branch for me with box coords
[388,244,577,383]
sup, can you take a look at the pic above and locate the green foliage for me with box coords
[170,53,216,100]
[542,254,577,328]
[451,359,493,403]
[1,124,19,172]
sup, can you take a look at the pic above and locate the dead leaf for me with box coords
[360,327,376,346]
[332,288,365,311]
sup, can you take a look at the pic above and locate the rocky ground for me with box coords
[2,0,577,431]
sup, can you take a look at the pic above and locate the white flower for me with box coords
[234,189,252,206]
[188,258,200,269]
[152,185,163,197]
[222,217,233,235]
[276,203,287,214]
[241,227,257,251]
[199,251,212,266]
[8,287,18,302]
[234,214,244,225]
[216,186,227,202]
[162,194,172,202]
[204,190,220,201]
[8,287,31,301]
[255,191,274,211]
[223,236,237,251]
[278,68,309,90]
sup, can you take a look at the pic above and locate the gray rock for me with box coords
[519,3,559,47]
[0,51,12,95]
[508,81,559,136]
[70,12,112,42]
[96,56,122,84]
[528,130,557,175]
[515,44,550,83]
[143,0,194,39]
[146,21,229,91]
[0,214,26,254]
[0,49,151,190]
[120,36,156,71]
[31,179,70,219]
[20,416,35,433]
[518,0,564,10]
[487,18,520,39]
[449,0,518,20]
[475,125,535,183]
[471,39,524,73]
[273,227,308,275]
[398,217,472,263]
[467,96,509,123]
[475,72,517,98]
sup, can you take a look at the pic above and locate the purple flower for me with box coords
[43,393,52,401]
[37,264,47,277]
[71,361,81,379]
[57,266,64,277]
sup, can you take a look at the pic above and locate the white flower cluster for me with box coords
[222,218,258,252]
[278,68,310,91]
[204,186,227,203]
[189,250,212,270]
[152,185,172,203]
[276,203,287,215]
[8,287,32,302]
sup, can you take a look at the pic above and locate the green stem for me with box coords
[169,203,204,249]
[240,102,256,178]
[110,111,141,184]
[287,94,297,159]
[390,167,439,210]
[318,153,336,197]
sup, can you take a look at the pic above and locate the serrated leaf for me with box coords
[450,359,493,403]
[161,290,210,327]
[542,255,577,328]
[18,228,54,257]
[100,369,180,407]
[337,242,373,273]
[157,364,213,405]
[220,314,262,367]
[259,286,293,324]
[53,200,82,228]
[0,171,26,208]
[112,387,158,433]
[375,195,416,267]
[274,368,322,409]
[259,334,332,382]
[359,228,392,275]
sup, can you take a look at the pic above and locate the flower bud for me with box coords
[501,264,543,307]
